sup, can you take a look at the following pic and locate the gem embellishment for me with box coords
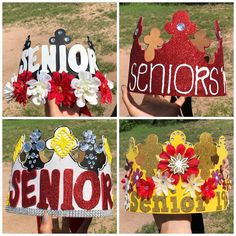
[77,130,107,174]
[50,127,77,158]
[168,153,189,174]
[21,130,45,171]
[176,23,185,31]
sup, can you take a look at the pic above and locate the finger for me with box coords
[175,96,186,107]
[39,212,52,233]
[121,85,152,117]
[164,96,171,102]
[45,99,62,117]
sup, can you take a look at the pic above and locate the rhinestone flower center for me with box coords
[168,153,189,174]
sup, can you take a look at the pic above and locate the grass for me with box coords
[120,3,233,48]
[120,3,233,117]
[120,120,233,233]
[3,119,117,233]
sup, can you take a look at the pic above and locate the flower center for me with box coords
[168,153,189,175]
[57,86,63,93]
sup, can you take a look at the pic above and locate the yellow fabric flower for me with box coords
[182,174,203,198]
[51,127,77,158]
[104,137,112,165]
[13,135,24,162]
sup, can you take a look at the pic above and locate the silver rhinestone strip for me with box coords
[6,206,112,218]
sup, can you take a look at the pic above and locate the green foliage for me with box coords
[136,222,158,233]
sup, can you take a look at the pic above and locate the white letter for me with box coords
[129,63,137,91]
[59,45,67,73]
[167,64,173,94]
[221,67,227,94]
[68,44,88,73]
[195,66,209,95]
[150,63,165,94]
[28,46,39,73]
[41,45,56,73]
[174,64,194,95]
[19,49,29,74]
[209,67,219,95]
[87,48,98,74]
[137,63,148,92]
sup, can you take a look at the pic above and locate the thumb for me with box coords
[39,212,52,233]
[121,85,151,117]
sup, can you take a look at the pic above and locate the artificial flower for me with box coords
[121,177,132,193]
[4,74,17,102]
[95,70,113,104]
[200,177,217,201]
[48,71,76,107]
[13,70,34,105]
[131,168,143,185]
[211,170,223,186]
[152,170,175,196]
[182,174,203,198]
[71,71,101,107]
[26,72,51,105]
[136,177,155,199]
[158,143,199,185]
[124,192,130,210]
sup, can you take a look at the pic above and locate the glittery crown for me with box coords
[6,127,113,217]
[127,11,226,97]
[122,130,230,214]
[4,29,113,115]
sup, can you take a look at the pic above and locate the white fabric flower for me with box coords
[124,193,130,210]
[4,74,17,102]
[152,170,175,196]
[104,74,114,90]
[71,71,101,107]
[182,174,203,198]
[26,72,51,106]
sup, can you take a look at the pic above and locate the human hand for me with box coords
[38,213,92,233]
[153,214,192,233]
[44,99,81,117]
[121,85,186,117]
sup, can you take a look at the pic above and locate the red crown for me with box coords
[127,11,226,97]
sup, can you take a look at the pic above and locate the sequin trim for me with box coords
[6,206,112,218]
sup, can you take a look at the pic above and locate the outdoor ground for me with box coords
[119,120,233,233]
[3,120,117,233]
[3,3,117,117]
[119,3,233,117]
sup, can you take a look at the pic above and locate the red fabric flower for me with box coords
[136,177,155,199]
[158,144,199,185]
[13,70,34,105]
[95,70,112,104]
[48,71,76,107]
[201,178,217,201]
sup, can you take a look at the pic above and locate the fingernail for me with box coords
[42,211,49,224]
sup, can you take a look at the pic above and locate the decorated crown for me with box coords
[6,127,113,217]
[127,11,226,97]
[4,29,114,116]
[122,130,231,214]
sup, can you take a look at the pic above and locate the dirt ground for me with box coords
[119,170,154,233]
[3,26,116,117]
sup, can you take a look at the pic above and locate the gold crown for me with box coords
[122,130,230,214]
